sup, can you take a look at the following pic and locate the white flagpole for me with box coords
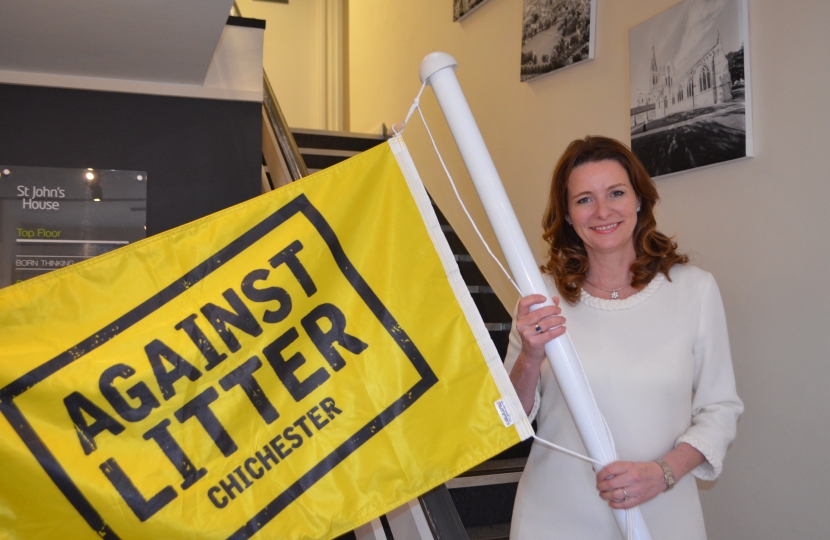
[419,52,652,540]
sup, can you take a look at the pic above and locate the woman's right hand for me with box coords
[509,294,566,414]
[515,294,566,366]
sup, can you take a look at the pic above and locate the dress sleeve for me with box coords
[503,303,542,422]
[675,273,744,480]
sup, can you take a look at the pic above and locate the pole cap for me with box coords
[419,52,458,84]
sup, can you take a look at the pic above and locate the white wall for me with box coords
[350,1,830,538]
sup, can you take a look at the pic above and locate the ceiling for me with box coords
[0,0,235,85]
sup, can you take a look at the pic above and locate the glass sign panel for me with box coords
[0,165,147,289]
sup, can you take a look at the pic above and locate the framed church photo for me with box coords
[629,0,752,178]
[521,0,597,82]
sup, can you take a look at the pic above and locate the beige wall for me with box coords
[236,0,324,129]
[350,1,830,538]
[237,0,347,130]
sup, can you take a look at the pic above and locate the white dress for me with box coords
[505,265,743,540]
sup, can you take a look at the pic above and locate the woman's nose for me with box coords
[595,199,611,218]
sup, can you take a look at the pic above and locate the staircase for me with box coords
[433,203,532,540]
[292,128,388,174]
[286,129,531,540]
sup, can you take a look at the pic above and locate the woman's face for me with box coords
[566,159,640,260]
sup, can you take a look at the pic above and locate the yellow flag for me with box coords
[0,137,531,540]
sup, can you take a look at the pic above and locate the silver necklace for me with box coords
[583,278,629,299]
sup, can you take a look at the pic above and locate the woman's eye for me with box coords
[611,190,625,197]
[576,197,590,204]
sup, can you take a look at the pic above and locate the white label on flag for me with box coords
[494,399,513,427]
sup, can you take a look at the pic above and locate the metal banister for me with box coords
[419,485,471,540]
[262,72,308,181]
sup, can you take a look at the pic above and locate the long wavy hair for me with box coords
[541,136,688,304]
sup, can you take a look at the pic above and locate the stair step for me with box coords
[448,458,528,489]
[292,128,385,153]
[468,285,494,294]
[448,482,518,530]
[459,457,528,477]
[471,293,511,324]
[446,471,523,489]
[456,259,489,286]
[490,437,533,460]
[299,147,361,158]
[301,152,351,170]
[441,228,469,255]
[466,523,511,540]
[489,329,510,360]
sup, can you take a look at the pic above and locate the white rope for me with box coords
[400,88,635,540]
[535,434,634,540]
[413,105,521,295]
[532,435,602,466]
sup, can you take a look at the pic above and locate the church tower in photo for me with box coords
[651,42,661,91]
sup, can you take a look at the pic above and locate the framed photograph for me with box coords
[629,0,752,178]
[521,0,597,82]
[454,0,493,22]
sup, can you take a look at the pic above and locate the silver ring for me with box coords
[535,324,542,333]
[623,488,630,502]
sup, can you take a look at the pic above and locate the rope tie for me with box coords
[391,82,427,137]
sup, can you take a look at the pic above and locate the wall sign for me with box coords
[0,165,147,288]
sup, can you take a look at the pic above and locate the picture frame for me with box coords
[454,0,494,22]
[521,0,597,82]
[628,0,753,178]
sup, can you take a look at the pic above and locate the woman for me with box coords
[505,136,742,539]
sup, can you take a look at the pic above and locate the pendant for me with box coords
[611,290,619,299]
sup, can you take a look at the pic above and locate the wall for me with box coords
[349,0,830,538]
[237,0,346,130]
[236,0,324,129]
[0,85,261,236]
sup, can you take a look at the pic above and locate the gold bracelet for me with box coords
[655,459,676,491]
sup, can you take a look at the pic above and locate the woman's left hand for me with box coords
[595,460,666,509]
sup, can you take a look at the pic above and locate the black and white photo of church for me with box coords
[629,0,752,178]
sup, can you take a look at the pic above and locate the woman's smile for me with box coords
[566,160,640,259]
[591,222,621,233]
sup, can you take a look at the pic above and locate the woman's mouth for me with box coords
[591,222,620,233]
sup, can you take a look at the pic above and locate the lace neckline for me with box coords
[579,272,666,311]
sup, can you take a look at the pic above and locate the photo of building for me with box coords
[629,0,751,177]
[632,35,733,125]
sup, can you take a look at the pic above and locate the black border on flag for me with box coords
[0,194,439,540]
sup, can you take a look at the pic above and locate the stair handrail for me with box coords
[262,72,308,180]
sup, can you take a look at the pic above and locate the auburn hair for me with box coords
[541,136,688,304]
